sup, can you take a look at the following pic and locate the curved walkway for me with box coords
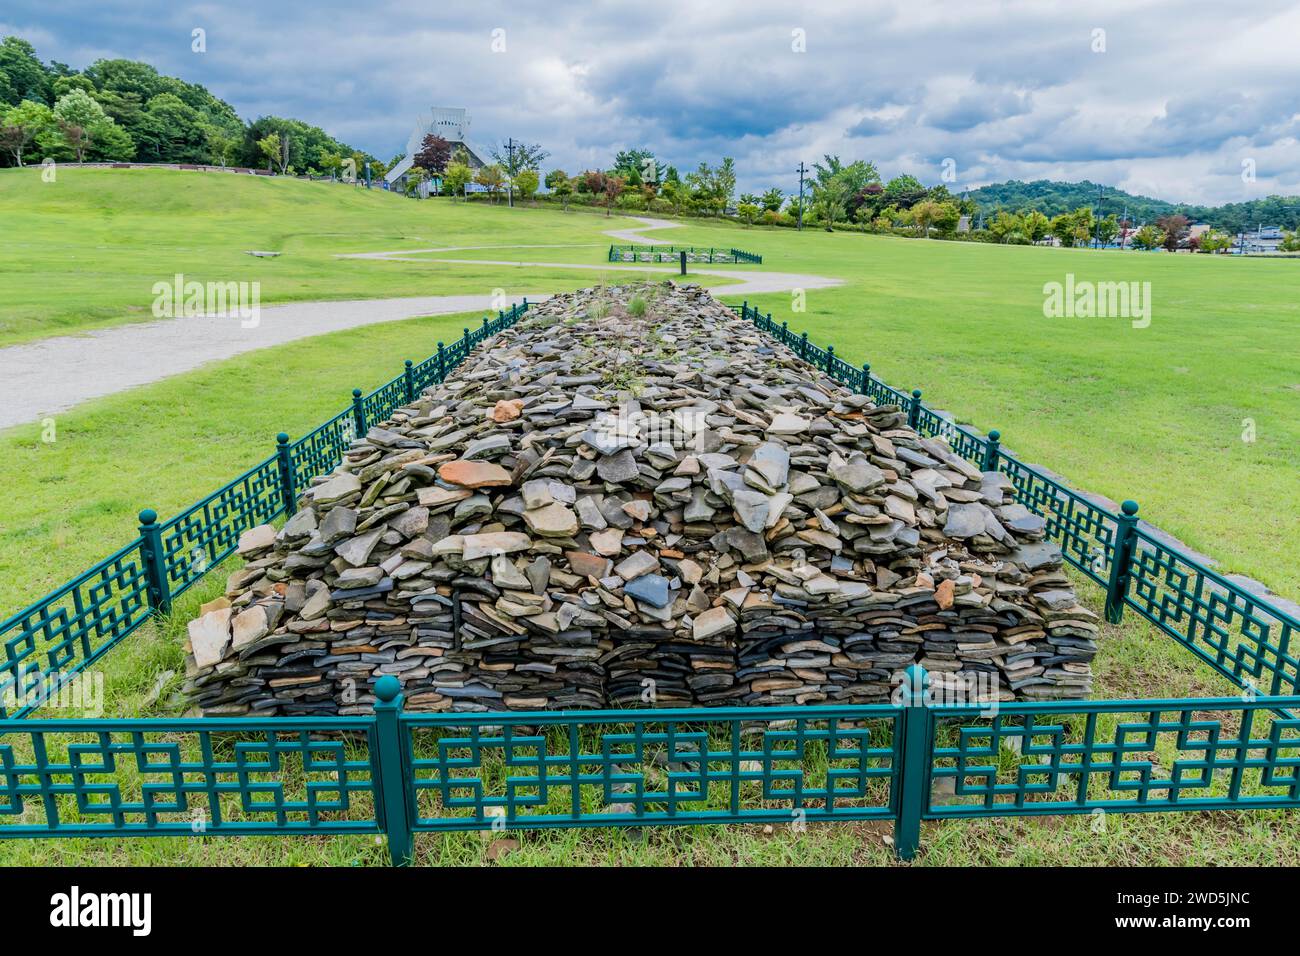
[0,216,839,429]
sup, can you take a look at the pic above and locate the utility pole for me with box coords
[1094,183,1103,247]
[505,137,516,208]
[796,161,808,231]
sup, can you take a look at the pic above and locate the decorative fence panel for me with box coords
[926,694,1300,818]
[608,245,763,264]
[0,716,380,838]
[0,543,153,719]
[402,704,900,832]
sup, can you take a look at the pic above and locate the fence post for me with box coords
[1104,499,1141,624]
[908,389,923,429]
[680,250,687,275]
[351,388,366,437]
[275,433,295,515]
[137,509,171,616]
[436,342,446,382]
[826,344,835,373]
[372,675,414,866]
[799,331,809,360]
[982,429,1001,472]
[860,363,871,395]
[403,360,415,403]
[894,663,931,862]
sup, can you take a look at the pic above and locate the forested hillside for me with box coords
[967,179,1300,232]
[0,35,377,174]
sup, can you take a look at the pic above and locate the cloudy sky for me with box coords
[6,0,1300,203]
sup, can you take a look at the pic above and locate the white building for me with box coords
[384,107,486,191]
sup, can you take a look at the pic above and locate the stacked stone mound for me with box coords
[184,282,1099,716]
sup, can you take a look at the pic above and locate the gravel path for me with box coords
[0,216,838,429]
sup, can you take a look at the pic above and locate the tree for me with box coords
[911,199,944,237]
[201,126,234,166]
[1131,225,1164,250]
[602,173,625,216]
[736,202,760,226]
[412,133,450,174]
[761,187,784,212]
[1023,210,1050,243]
[990,210,1025,244]
[1280,229,1300,253]
[514,168,539,201]
[932,201,961,237]
[545,169,573,210]
[613,147,657,184]
[1095,214,1120,246]
[0,99,53,166]
[319,151,343,180]
[134,92,207,163]
[257,132,281,172]
[403,166,429,197]
[0,37,51,106]
[474,163,505,201]
[1155,214,1189,251]
[442,161,472,200]
[1199,229,1233,254]
[811,176,852,229]
[52,89,118,162]
[882,174,926,209]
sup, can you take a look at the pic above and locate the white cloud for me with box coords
[5,0,1299,203]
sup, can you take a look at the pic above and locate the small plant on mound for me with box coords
[627,295,648,317]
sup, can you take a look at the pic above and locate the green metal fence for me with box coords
[608,245,763,264]
[2,293,1299,864]
[0,301,531,720]
[3,672,1297,863]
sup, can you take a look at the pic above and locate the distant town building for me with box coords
[385,107,486,193]
[1235,225,1285,254]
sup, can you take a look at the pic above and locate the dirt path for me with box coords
[0,217,838,429]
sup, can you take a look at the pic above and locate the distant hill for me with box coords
[965,179,1300,233]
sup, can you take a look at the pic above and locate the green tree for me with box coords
[206,125,238,166]
[442,161,472,200]
[1198,229,1233,253]
[256,132,281,171]
[403,165,429,197]
[134,92,207,163]
[911,199,944,237]
[1131,225,1164,250]
[514,168,539,201]
[52,89,116,162]
[474,163,506,201]
[0,98,53,165]
[1023,209,1050,243]
[882,174,926,209]
[761,187,784,212]
[0,37,51,105]
[1096,213,1120,246]
[736,202,760,226]
[933,201,961,237]
[544,169,573,210]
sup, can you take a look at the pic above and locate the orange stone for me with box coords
[491,399,524,423]
[935,578,955,610]
[438,459,513,488]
